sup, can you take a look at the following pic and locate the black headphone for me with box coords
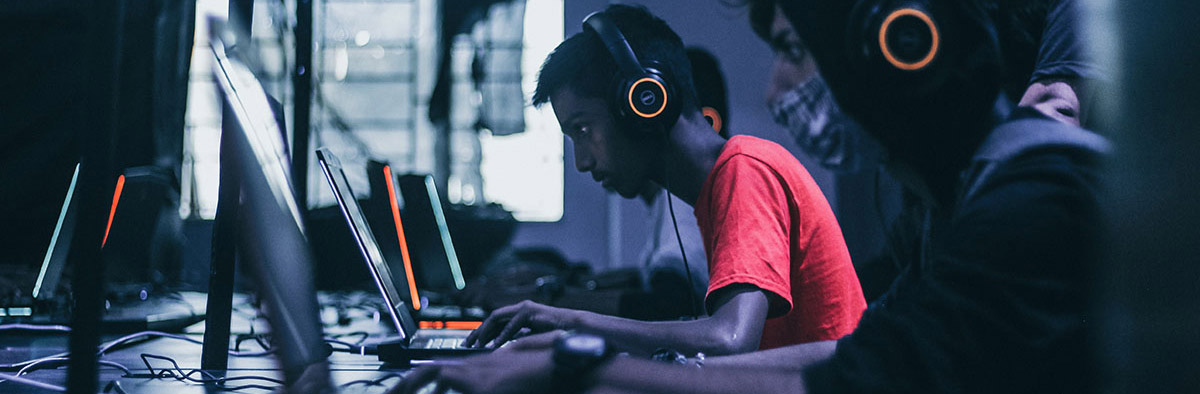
[845,0,999,96]
[701,106,723,134]
[583,11,681,135]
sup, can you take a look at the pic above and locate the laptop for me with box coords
[0,164,204,332]
[316,148,489,362]
[395,174,467,294]
[362,162,485,323]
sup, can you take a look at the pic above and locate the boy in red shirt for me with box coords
[462,4,864,355]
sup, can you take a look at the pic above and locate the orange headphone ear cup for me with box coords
[701,106,722,133]
[877,7,940,71]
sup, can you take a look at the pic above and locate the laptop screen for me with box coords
[397,174,466,291]
[316,148,419,339]
[209,29,304,235]
[30,163,81,301]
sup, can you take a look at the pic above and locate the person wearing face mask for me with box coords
[751,0,904,303]
[754,2,879,174]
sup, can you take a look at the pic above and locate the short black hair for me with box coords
[532,4,698,115]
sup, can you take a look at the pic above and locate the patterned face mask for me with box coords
[768,74,874,173]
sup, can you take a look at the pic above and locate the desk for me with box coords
[1,293,413,393]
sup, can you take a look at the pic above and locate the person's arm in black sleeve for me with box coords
[805,151,1103,393]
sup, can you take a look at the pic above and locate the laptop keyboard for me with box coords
[418,337,465,349]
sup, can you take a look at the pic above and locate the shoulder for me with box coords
[948,136,1105,271]
[720,135,796,161]
[964,115,1107,211]
[713,136,809,180]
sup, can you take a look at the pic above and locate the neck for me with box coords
[656,111,726,205]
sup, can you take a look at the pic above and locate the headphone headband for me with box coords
[581,10,678,131]
[584,12,647,80]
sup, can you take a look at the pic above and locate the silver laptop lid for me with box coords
[316,148,419,340]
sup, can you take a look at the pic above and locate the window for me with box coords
[181,0,564,222]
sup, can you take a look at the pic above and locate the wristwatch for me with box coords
[551,332,612,393]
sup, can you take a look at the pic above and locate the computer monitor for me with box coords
[209,17,327,385]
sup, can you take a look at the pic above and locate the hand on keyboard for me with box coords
[388,348,557,394]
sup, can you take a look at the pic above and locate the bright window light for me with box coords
[479,0,564,222]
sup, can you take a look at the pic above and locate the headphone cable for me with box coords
[662,126,700,318]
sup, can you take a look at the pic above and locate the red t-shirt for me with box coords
[695,135,866,350]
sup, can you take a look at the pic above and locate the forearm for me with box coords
[582,357,807,394]
[703,340,836,371]
[569,287,767,356]
[571,310,757,357]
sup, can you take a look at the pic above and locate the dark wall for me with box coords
[507,0,616,268]
[0,3,91,269]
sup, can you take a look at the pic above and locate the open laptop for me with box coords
[0,163,80,319]
[362,162,485,323]
[316,148,488,362]
[395,174,467,294]
[0,164,204,332]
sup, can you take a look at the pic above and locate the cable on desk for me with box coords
[323,337,360,349]
[1,327,277,373]
[339,373,404,388]
[139,353,284,391]
[0,351,69,371]
[99,330,274,357]
[104,379,129,394]
[0,357,131,388]
[0,371,65,392]
[327,331,370,345]
[233,331,277,356]
[15,357,131,377]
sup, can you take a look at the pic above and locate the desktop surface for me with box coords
[0,291,428,393]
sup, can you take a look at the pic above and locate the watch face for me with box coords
[564,334,608,358]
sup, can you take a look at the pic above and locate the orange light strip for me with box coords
[445,321,483,330]
[419,321,483,330]
[101,175,125,248]
[385,165,422,310]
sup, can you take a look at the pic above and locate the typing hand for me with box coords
[497,330,562,352]
[463,301,581,348]
[390,349,555,394]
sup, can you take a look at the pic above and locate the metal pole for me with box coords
[68,0,124,391]
[293,0,314,215]
[199,0,252,373]
[201,106,241,372]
